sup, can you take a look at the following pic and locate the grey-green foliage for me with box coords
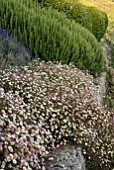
[0,28,32,70]
[0,0,104,76]
[20,0,104,75]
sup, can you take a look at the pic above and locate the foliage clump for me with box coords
[37,0,108,41]
[0,28,32,69]
[0,60,113,170]
[0,0,104,77]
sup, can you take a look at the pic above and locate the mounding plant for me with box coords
[0,28,33,70]
[0,0,104,77]
[0,60,113,170]
[36,0,108,41]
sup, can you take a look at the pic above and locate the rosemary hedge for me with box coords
[20,0,104,75]
[0,0,104,76]
[37,0,108,41]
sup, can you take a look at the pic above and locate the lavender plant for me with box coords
[0,60,113,170]
[0,29,32,70]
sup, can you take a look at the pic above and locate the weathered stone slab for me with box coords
[45,143,86,170]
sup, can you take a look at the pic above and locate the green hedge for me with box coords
[0,0,104,76]
[86,6,108,42]
[19,0,104,75]
[37,0,108,41]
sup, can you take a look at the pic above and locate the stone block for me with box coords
[45,143,86,170]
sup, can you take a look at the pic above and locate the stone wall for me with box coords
[45,143,86,170]
[93,41,113,105]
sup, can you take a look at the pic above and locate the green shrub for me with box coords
[0,0,103,76]
[19,0,104,76]
[86,6,108,41]
[37,0,108,41]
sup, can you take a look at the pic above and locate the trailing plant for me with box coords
[103,95,114,109]
[36,0,108,41]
